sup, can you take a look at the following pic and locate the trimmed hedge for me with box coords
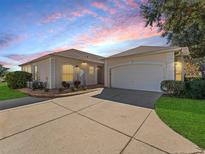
[185,80,205,99]
[161,80,184,97]
[5,71,32,89]
[161,80,205,99]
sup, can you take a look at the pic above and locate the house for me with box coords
[104,46,189,92]
[20,46,188,92]
[20,49,104,89]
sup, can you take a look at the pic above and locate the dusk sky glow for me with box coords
[0,0,167,70]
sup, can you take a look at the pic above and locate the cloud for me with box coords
[41,12,64,24]
[91,2,116,14]
[111,0,124,8]
[71,8,97,18]
[0,33,23,49]
[72,9,160,49]
[126,0,139,8]
[0,60,16,68]
[6,51,51,64]
[41,8,98,24]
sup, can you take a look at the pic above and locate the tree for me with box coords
[0,64,9,78]
[140,0,205,58]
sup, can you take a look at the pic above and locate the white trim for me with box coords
[106,48,183,60]
[49,58,52,89]
[49,57,56,89]
[109,61,164,69]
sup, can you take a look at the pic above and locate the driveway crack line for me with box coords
[51,100,103,113]
[119,110,153,154]
[0,98,105,141]
[77,112,132,138]
[133,138,170,154]
[0,111,75,141]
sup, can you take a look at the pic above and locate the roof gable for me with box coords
[108,46,181,58]
[53,49,104,63]
[20,49,104,66]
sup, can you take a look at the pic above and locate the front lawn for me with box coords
[155,96,205,149]
[0,82,27,101]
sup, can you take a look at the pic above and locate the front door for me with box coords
[97,66,104,84]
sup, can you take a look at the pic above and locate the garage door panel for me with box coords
[111,64,164,92]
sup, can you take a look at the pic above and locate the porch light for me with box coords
[81,62,87,66]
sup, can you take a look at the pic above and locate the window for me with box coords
[34,65,38,80]
[89,66,94,75]
[175,62,182,81]
[62,64,74,81]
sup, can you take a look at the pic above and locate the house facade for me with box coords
[104,46,189,92]
[20,49,104,89]
[20,46,188,92]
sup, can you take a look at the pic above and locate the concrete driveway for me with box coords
[0,88,202,154]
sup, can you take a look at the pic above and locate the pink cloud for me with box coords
[41,13,64,24]
[91,2,116,14]
[41,8,98,24]
[6,47,75,65]
[71,8,97,17]
[0,61,16,68]
[112,0,124,8]
[126,0,139,8]
[6,51,51,64]
[72,13,160,48]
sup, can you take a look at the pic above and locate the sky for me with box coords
[0,0,167,70]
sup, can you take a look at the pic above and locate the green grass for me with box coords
[155,96,205,149]
[0,82,27,101]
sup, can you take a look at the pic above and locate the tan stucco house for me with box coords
[20,49,104,89]
[20,46,188,92]
[104,46,189,92]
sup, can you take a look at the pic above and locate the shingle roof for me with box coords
[108,46,182,58]
[20,49,104,66]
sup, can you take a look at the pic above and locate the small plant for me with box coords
[32,81,44,90]
[70,87,75,92]
[58,88,64,92]
[44,88,49,92]
[62,81,70,89]
[74,80,81,88]
[82,85,87,90]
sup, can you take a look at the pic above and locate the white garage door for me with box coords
[111,63,164,92]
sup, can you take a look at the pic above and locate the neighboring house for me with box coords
[20,49,104,89]
[20,46,188,92]
[104,46,189,92]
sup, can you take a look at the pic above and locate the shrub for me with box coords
[161,80,184,97]
[62,81,70,89]
[184,76,202,81]
[74,80,81,88]
[161,80,205,99]
[184,80,205,99]
[5,71,32,89]
[32,81,44,90]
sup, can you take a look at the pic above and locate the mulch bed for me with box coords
[19,88,98,98]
